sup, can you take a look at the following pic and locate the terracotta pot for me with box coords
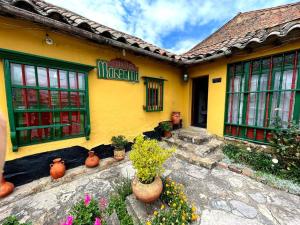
[0,177,14,198]
[132,176,163,203]
[171,112,181,125]
[164,131,172,138]
[50,158,66,179]
[114,149,125,161]
[85,151,100,168]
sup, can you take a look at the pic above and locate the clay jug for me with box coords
[85,151,100,168]
[171,112,181,125]
[0,177,14,198]
[50,158,66,179]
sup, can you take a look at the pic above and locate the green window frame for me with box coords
[224,49,300,144]
[0,49,94,151]
[143,77,164,112]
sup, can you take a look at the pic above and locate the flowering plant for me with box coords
[65,194,103,225]
[147,178,198,225]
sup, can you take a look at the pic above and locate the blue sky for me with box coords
[46,0,298,54]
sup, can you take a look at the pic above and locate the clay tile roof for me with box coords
[182,1,300,61]
[1,0,300,64]
[0,0,178,62]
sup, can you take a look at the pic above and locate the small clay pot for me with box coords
[0,177,14,198]
[114,148,125,161]
[171,112,181,125]
[132,176,163,203]
[164,131,172,138]
[50,158,66,179]
[85,151,100,168]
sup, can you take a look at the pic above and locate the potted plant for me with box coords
[160,121,172,138]
[111,135,128,161]
[130,135,175,203]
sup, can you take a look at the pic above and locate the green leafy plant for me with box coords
[160,121,172,132]
[147,178,198,225]
[129,135,175,184]
[106,177,134,225]
[69,195,102,225]
[2,216,32,225]
[111,135,128,150]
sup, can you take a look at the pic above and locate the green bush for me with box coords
[111,135,128,149]
[2,216,31,225]
[223,143,300,183]
[130,135,175,184]
[269,117,300,170]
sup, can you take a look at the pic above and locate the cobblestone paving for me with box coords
[1,157,300,225]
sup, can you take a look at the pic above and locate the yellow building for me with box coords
[0,1,299,184]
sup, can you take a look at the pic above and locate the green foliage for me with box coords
[148,178,198,225]
[223,143,300,183]
[2,216,32,225]
[111,135,128,149]
[106,195,134,225]
[269,117,300,168]
[70,198,101,225]
[160,121,172,132]
[106,177,134,225]
[129,135,175,184]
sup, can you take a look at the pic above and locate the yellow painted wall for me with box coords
[187,40,300,137]
[0,17,187,160]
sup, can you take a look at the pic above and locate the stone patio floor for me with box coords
[1,156,300,225]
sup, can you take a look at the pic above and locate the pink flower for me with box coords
[99,197,108,209]
[62,215,73,225]
[84,194,91,206]
[94,217,102,225]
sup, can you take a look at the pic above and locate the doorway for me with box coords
[191,76,209,128]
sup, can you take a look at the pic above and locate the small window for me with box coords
[143,77,164,112]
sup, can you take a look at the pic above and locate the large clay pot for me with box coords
[171,112,181,125]
[85,151,100,168]
[50,158,66,179]
[132,176,163,203]
[164,131,172,138]
[0,177,14,198]
[114,148,125,161]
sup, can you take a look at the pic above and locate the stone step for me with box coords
[174,149,224,169]
[126,194,164,224]
[163,137,223,157]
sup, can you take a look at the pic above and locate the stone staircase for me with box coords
[162,127,224,169]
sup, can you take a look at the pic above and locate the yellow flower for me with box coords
[182,215,186,221]
[182,223,185,225]
[146,221,151,225]
[172,203,176,207]
[192,213,198,221]
[192,206,197,212]
[180,200,184,204]
[166,184,169,187]
[161,204,165,210]
[153,211,158,216]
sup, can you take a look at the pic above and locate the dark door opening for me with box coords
[192,76,208,128]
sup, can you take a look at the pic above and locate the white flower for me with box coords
[272,158,278,164]
[274,108,282,111]
[262,145,267,149]
[246,147,251,151]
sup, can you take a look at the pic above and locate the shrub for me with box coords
[148,178,198,225]
[129,135,175,184]
[160,121,172,132]
[269,116,300,169]
[111,135,128,150]
[2,216,31,225]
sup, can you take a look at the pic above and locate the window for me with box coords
[1,49,93,151]
[225,50,300,143]
[143,77,164,112]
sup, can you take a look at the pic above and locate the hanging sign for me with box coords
[97,58,139,82]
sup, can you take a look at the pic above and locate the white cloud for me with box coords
[167,39,200,54]
[45,0,297,53]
